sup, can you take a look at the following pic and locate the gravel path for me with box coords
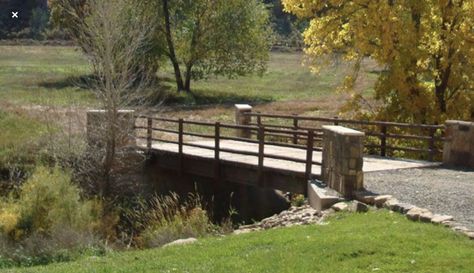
[365,167,474,230]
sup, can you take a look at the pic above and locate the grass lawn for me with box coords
[0,46,376,108]
[0,110,47,167]
[4,210,473,273]
[161,52,373,105]
[0,46,95,106]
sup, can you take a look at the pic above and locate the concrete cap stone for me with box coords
[445,120,474,126]
[234,104,252,111]
[322,125,365,136]
[87,109,135,114]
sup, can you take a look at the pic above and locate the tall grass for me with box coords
[128,192,228,248]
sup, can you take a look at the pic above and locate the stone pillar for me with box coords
[234,104,252,138]
[443,120,474,168]
[86,110,136,148]
[321,125,364,198]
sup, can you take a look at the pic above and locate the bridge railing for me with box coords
[243,112,445,161]
[135,116,322,183]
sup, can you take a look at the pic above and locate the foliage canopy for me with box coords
[138,0,273,92]
[283,0,474,123]
[50,0,273,93]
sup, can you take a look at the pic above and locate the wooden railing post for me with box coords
[256,112,262,127]
[214,122,220,183]
[146,117,153,149]
[380,125,387,157]
[258,126,265,187]
[292,114,298,144]
[305,130,314,181]
[333,116,339,125]
[428,127,436,161]
[178,118,184,171]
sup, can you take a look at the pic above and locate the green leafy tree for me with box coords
[140,0,273,92]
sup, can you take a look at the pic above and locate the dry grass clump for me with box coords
[130,193,224,248]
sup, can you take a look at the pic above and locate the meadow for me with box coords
[0,46,376,111]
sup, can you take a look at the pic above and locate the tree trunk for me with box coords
[184,63,193,92]
[162,0,185,92]
[435,61,451,114]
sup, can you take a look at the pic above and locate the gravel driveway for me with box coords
[365,167,474,230]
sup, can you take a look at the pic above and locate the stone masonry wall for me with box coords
[86,110,136,148]
[322,126,364,198]
[234,104,252,138]
[443,120,474,168]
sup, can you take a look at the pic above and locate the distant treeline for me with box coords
[0,0,305,47]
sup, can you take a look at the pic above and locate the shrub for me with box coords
[136,193,219,248]
[290,194,306,207]
[0,202,19,235]
[0,166,105,267]
[12,166,100,238]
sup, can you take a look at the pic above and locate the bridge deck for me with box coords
[142,139,439,176]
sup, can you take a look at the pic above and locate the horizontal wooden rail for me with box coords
[136,115,323,183]
[244,112,444,129]
[182,131,215,139]
[245,112,445,161]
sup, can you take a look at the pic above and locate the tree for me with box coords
[140,0,273,92]
[49,0,160,81]
[52,0,153,197]
[283,0,474,123]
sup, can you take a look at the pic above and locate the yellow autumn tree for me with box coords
[283,0,474,123]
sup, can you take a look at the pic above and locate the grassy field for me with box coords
[0,46,94,106]
[0,46,375,109]
[0,110,48,172]
[3,211,473,273]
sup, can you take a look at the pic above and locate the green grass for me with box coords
[0,46,375,107]
[0,111,47,167]
[161,52,360,105]
[160,52,376,106]
[0,46,95,106]
[4,211,473,273]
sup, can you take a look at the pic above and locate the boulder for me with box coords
[419,212,434,223]
[452,226,470,233]
[441,221,457,228]
[431,215,454,224]
[464,231,474,240]
[406,207,430,221]
[350,200,369,213]
[383,198,400,211]
[163,238,197,247]
[354,191,377,205]
[332,202,349,212]
[397,203,415,214]
[373,195,393,207]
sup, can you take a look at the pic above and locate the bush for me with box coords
[290,194,306,207]
[135,193,219,248]
[0,166,104,267]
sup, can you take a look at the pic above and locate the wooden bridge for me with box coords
[134,107,442,195]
